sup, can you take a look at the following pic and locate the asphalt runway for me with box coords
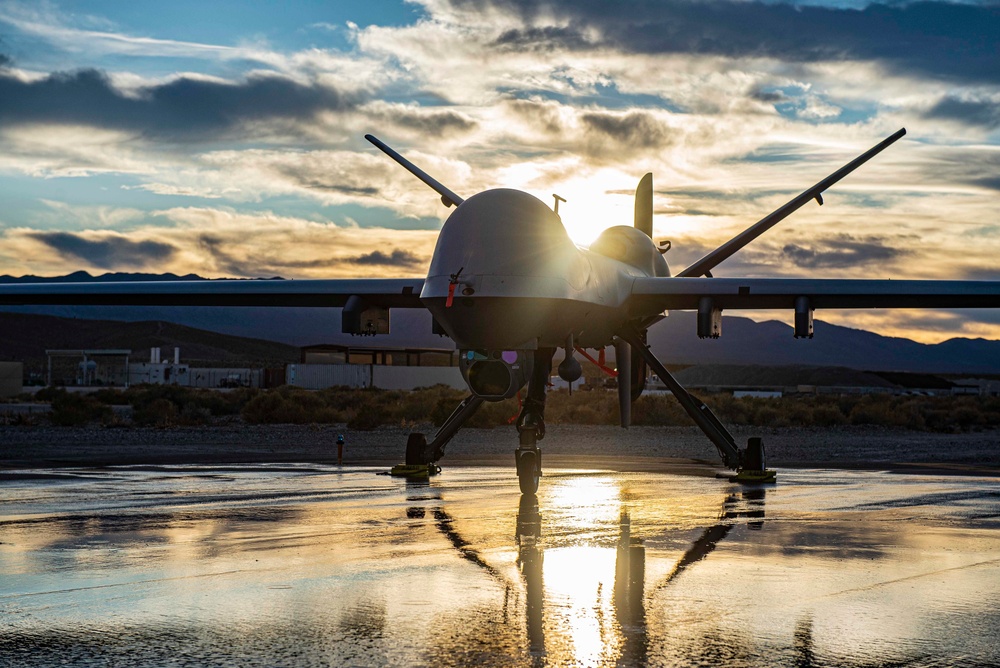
[2,464,999,667]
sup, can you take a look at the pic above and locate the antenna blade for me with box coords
[365,134,465,208]
[677,128,906,278]
[634,172,653,238]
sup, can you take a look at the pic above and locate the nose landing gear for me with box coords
[515,400,544,494]
[515,430,542,494]
[512,349,554,494]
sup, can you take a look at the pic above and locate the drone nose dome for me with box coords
[426,189,572,279]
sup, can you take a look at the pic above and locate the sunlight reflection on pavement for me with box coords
[1,465,999,666]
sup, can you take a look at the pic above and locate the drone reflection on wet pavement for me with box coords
[1,464,999,667]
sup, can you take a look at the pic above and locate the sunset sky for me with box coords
[0,0,998,342]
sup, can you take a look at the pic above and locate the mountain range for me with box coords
[3,272,1000,374]
[0,312,299,370]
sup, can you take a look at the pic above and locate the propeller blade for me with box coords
[634,172,653,238]
[365,134,465,208]
[677,128,906,278]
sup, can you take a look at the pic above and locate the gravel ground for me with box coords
[2,420,999,475]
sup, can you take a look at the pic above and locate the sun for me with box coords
[551,170,638,247]
[496,163,641,247]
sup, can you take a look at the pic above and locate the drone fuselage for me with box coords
[421,188,667,353]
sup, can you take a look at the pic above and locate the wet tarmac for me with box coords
[2,464,999,667]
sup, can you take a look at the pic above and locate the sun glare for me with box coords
[535,476,632,664]
[542,545,621,664]
[493,164,639,247]
[546,476,622,539]
[556,173,636,247]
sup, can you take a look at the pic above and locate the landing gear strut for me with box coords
[620,326,775,482]
[404,394,485,465]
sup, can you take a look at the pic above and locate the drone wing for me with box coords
[0,277,427,335]
[627,277,1000,337]
[0,278,425,308]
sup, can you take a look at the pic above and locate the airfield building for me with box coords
[289,344,465,390]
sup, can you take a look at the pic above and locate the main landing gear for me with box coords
[395,332,772,488]
[393,385,548,493]
[619,326,776,483]
[389,394,485,480]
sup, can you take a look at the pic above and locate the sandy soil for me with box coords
[2,421,998,476]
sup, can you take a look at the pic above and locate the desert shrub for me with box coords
[546,389,616,425]
[980,400,1000,427]
[49,391,112,426]
[431,395,461,426]
[133,398,179,427]
[849,397,897,426]
[241,391,285,424]
[748,403,782,427]
[948,398,985,430]
[33,386,65,402]
[560,403,606,425]
[240,387,347,424]
[91,388,127,405]
[183,391,229,416]
[317,386,376,412]
[347,398,389,430]
[783,402,814,426]
[920,405,952,431]
[222,388,258,413]
[891,398,927,430]
[631,394,689,426]
[179,402,212,425]
[1,411,36,426]
[837,395,862,418]
[397,385,463,423]
[707,394,749,424]
[243,391,311,424]
[811,405,849,426]
[468,398,520,428]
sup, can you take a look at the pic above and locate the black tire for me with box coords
[406,433,427,465]
[744,437,766,471]
[517,450,539,494]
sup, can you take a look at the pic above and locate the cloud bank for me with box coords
[0,0,998,343]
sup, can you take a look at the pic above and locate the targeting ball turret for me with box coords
[460,349,533,401]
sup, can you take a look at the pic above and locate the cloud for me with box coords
[0,3,272,64]
[25,231,176,269]
[782,235,907,270]
[0,53,10,68]
[359,101,477,137]
[0,207,440,279]
[580,109,678,150]
[441,0,1000,84]
[348,249,423,267]
[922,94,1000,130]
[493,25,595,52]
[0,68,356,140]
